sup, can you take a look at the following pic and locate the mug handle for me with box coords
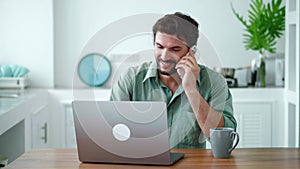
[228,132,239,153]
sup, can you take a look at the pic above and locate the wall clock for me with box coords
[77,53,111,87]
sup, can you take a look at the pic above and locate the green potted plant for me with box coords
[231,0,285,87]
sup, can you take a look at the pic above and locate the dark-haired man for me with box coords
[110,12,236,148]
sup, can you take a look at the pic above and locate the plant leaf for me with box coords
[231,0,285,54]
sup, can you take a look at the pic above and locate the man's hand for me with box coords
[175,49,200,89]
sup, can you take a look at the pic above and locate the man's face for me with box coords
[154,32,189,76]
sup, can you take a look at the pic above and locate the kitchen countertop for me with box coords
[0,90,34,116]
[0,89,48,136]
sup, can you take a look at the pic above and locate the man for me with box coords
[110,12,236,148]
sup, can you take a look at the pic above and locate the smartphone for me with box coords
[187,45,197,57]
[187,45,200,63]
[177,45,198,78]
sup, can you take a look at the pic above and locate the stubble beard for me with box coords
[156,58,178,76]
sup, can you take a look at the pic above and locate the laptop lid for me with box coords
[72,100,183,165]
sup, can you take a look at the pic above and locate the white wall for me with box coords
[0,0,54,88]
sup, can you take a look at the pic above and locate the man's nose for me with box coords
[161,50,172,60]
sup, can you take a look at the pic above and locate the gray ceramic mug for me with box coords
[210,127,239,158]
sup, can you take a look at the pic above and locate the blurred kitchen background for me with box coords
[0,0,299,165]
[0,0,286,88]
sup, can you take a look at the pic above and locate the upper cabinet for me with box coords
[285,0,300,147]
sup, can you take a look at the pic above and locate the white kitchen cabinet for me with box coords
[0,90,48,163]
[206,89,281,149]
[233,101,272,148]
[31,105,49,148]
[230,88,285,148]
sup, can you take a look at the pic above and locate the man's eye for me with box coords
[156,45,163,49]
[172,49,181,52]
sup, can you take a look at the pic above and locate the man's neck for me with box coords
[158,73,181,94]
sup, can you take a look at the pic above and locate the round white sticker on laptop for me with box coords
[112,124,131,141]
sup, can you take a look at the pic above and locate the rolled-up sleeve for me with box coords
[208,72,237,130]
[222,90,237,129]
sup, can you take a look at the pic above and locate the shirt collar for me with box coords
[143,61,158,83]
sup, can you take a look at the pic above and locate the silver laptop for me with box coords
[72,100,184,165]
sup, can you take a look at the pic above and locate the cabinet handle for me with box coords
[41,123,47,144]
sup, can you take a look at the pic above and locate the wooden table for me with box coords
[6,148,300,169]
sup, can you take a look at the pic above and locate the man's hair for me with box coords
[152,12,199,47]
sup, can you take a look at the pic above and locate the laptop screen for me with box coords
[72,101,183,165]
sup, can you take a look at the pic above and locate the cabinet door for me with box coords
[31,106,48,148]
[234,101,272,148]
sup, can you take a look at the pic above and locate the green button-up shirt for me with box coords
[110,61,237,148]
